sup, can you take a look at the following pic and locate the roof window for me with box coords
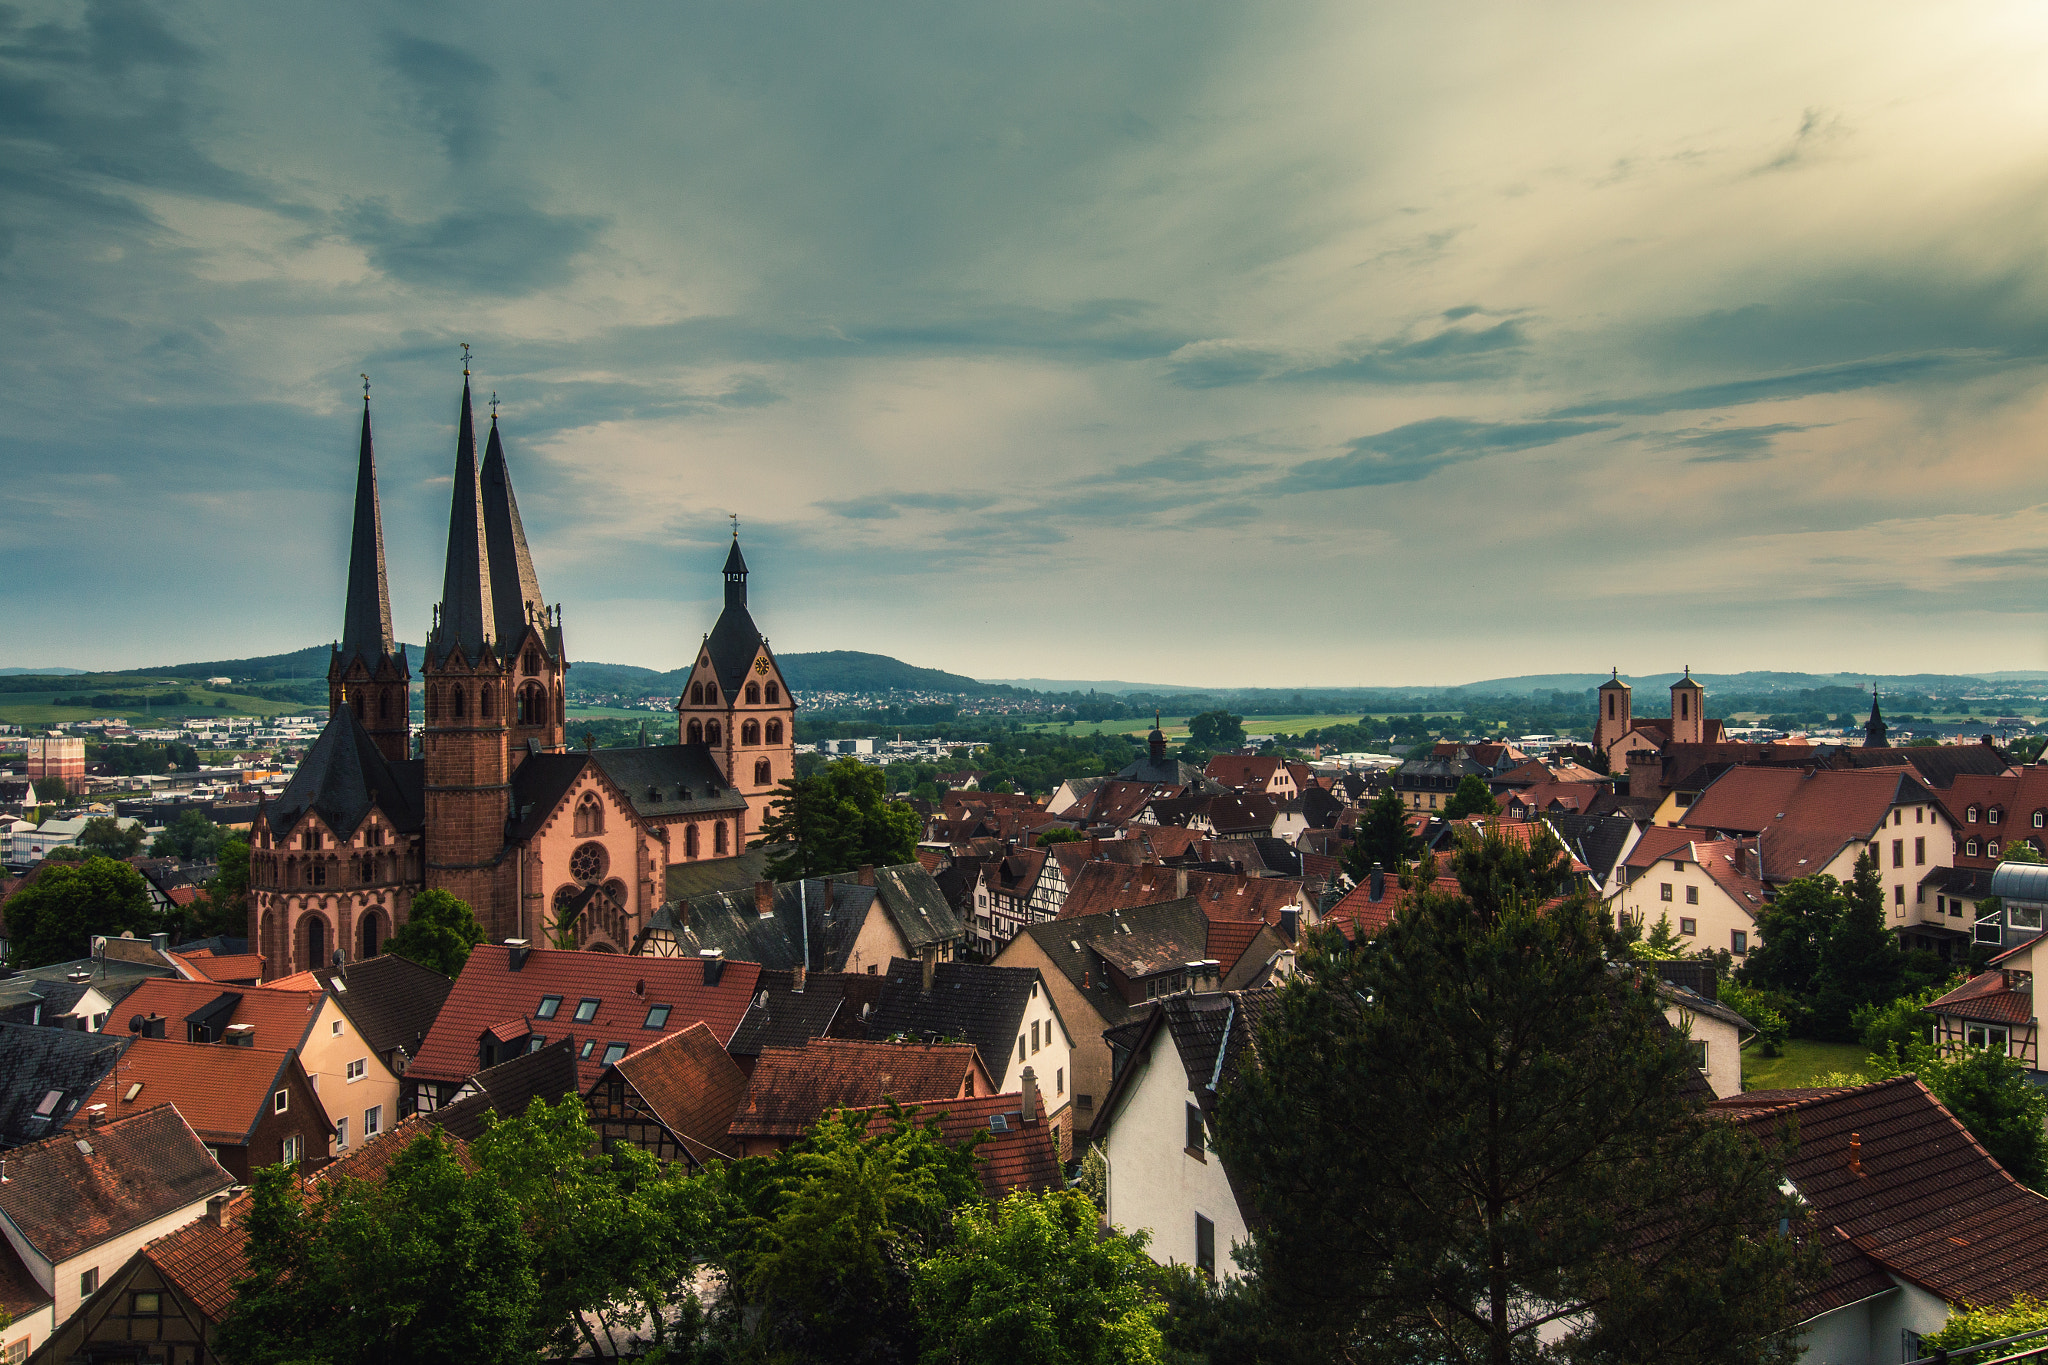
[602,1043,628,1066]
[644,1005,671,1029]
[579,1040,596,1059]
[573,998,600,1023]
[535,995,562,1020]
[33,1090,62,1118]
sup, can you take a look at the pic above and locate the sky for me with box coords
[7,1,2048,686]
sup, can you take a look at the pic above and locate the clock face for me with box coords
[754,657,770,675]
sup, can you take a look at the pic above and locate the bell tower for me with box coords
[1669,666,1705,746]
[1594,668,1632,757]
[677,529,795,835]
[328,381,410,763]
[481,406,567,762]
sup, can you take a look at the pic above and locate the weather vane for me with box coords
[360,373,370,404]
[461,342,471,376]
[730,513,739,539]
[490,391,500,418]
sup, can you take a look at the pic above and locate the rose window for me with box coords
[570,841,608,884]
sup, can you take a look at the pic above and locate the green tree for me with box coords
[1852,979,1949,1059]
[383,888,484,977]
[4,857,155,967]
[752,758,920,881]
[1440,773,1500,820]
[912,1189,1168,1365]
[2004,841,2048,865]
[1923,1293,2048,1362]
[75,815,144,859]
[1035,827,1084,848]
[1186,711,1246,751]
[1808,852,1904,1041]
[1341,786,1422,881]
[150,808,229,862]
[182,837,252,940]
[1216,824,1823,1365]
[1739,874,1843,999]
[34,775,67,805]
[1719,980,1791,1057]
[1628,912,1686,961]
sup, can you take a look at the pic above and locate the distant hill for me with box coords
[114,645,428,683]
[977,677,1213,695]
[0,666,85,676]
[778,651,983,694]
[1448,671,2043,697]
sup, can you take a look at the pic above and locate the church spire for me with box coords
[432,358,495,661]
[1864,686,1889,749]
[338,382,394,667]
[480,403,545,651]
[722,525,749,609]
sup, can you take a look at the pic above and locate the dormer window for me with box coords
[1991,808,2003,825]
[1969,807,1980,823]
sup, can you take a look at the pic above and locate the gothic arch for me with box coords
[574,791,604,837]
[766,682,780,704]
[754,759,772,786]
[300,911,330,972]
[685,824,699,858]
[706,719,722,746]
[360,908,383,959]
[519,683,546,725]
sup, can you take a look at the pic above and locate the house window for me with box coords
[1671,860,1684,872]
[1969,807,1980,823]
[1185,1103,1206,1157]
[1195,1214,1216,1279]
[1057,1067,1065,1095]
[602,1043,628,1066]
[273,1089,289,1114]
[1894,885,1905,906]
[366,1105,382,1135]
[644,1005,671,1029]
[1968,841,1980,857]
[574,998,600,1023]
[1685,886,1698,905]
[1892,840,1903,868]
[1977,919,2003,944]
[331,1020,343,1036]
[281,1134,303,1165]
[1965,1022,2011,1053]
[536,995,562,1020]
[80,1267,99,1298]
[2036,811,2045,829]
[1018,1035,1027,1063]
[2012,902,2044,931]
[1687,1040,1707,1069]
[1731,930,1748,955]
[579,1040,596,1059]
[1992,842,2003,857]
[1993,808,2003,825]
[1952,899,1965,918]
[335,1116,349,1148]
[130,1291,161,1316]
[1916,837,1925,866]
[1660,884,1673,902]
[1031,1021,1041,1052]
[346,1058,367,1082]
[1679,917,1696,936]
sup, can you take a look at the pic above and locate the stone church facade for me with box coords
[249,371,795,978]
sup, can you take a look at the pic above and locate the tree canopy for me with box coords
[1440,772,1500,820]
[75,815,144,859]
[151,807,230,862]
[1217,823,1823,1364]
[383,888,483,977]
[1186,711,1247,751]
[1341,786,1422,881]
[4,857,156,967]
[753,758,920,881]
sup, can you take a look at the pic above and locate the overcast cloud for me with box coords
[6,0,2048,685]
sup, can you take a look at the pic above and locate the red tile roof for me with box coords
[1929,970,2037,1026]
[85,1038,315,1145]
[0,1103,229,1264]
[1202,918,1269,973]
[0,1226,47,1322]
[1680,766,1932,880]
[1324,877,1400,941]
[867,1090,1062,1199]
[602,1021,749,1164]
[115,978,322,1050]
[1057,863,1304,926]
[408,943,762,1093]
[1204,755,1285,789]
[171,950,266,984]
[729,1038,990,1140]
[1716,1077,2048,1314]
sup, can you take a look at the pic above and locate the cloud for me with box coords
[822,491,1002,521]
[1280,417,1615,491]
[1753,106,1848,176]
[1551,352,1988,418]
[340,197,604,293]
[1165,309,1531,389]
[380,32,499,167]
[1076,439,1274,485]
[1652,422,1820,463]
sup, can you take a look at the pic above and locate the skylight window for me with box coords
[602,1043,628,1066]
[644,1005,671,1029]
[536,995,562,1020]
[573,999,600,1023]
[33,1090,61,1117]
[579,1040,596,1059]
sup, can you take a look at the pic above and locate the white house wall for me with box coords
[1103,1046,1252,1281]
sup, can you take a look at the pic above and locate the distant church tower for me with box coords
[328,388,410,764]
[1594,669,1632,755]
[420,369,568,941]
[1864,688,1890,749]
[676,531,795,838]
[1669,667,1706,746]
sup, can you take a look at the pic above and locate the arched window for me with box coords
[687,719,703,744]
[765,719,783,745]
[574,792,604,837]
[1969,806,1980,823]
[453,688,466,720]
[571,841,608,884]
[524,649,540,676]
[380,692,391,719]
[1991,841,2003,857]
[1991,807,2003,825]
[766,682,780,704]
[480,686,494,718]
[704,684,719,705]
[352,694,364,720]
[2035,810,2045,829]
[742,719,760,746]
[685,824,699,857]
[746,682,761,704]
[360,910,382,959]
[303,913,327,972]
[755,759,772,786]
[714,822,728,855]
[1968,840,1980,857]
[604,878,628,910]
[519,683,546,726]
[706,719,722,746]
[555,685,565,725]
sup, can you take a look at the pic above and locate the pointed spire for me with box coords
[1865,686,1889,748]
[723,529,749,609]
[433,371,495,661]
[339,388,395,666]
[480,410,545,650]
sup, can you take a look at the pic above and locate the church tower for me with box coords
[328,387,410,763]
[1669,666,1705,746]
[677,531,795,837]
[1864,687,1890,749]
[482,409,568,759]
[1594,669,1632,757]
[421,369,517,938]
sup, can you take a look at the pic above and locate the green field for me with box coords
[0,686,306,725]
[567,704,669,720]
[1740,1038,1870,1091]
[1025,713,1366,739]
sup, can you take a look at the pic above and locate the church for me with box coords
[247,367,796,977]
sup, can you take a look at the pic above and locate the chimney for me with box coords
[150,932,169,953]
[1088,835,1101,858]
[206,1193,230,1227]
[1370,863,1385,901]
[755,879,774,919]
[921,950,937,994]
[700,948,725,987]
[1280,906,1299,943]
[86,1104,107,1128]
[792,964,806,993]
[224,1024,256,1048]
[144,1013,166,1040]
[1020,1065,1039,1123]
[1984,734,1997,748]
[1849,1132,1864,1177]
[858,864,874,886]
[504,939,531,972]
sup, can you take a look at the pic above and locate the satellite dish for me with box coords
[127,1015,144,1035]
[331,948,347,968]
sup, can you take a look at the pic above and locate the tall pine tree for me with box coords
[1808,852,1904,1041]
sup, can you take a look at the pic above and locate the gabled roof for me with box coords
[86,1038,320,1146]
[726,969,872,1059]
[0,1224,46,1322]
[507,745,747,845]
[260,704,424,840]
[1058,862,1303,926]
[433,1036,582,1142]
[600,1021,748,1164]
[869,1091,1062,1200]
[1680,766,1929,880]
[867,958,1049,1080]
[1545,810,1641,884]
[170,950,265,984]
[1928,970,2036,1026]
[118,978,322,1050]
[1014,898,1275,1033]
[1715,1076,2048,1315]
[661,877,875,972]
[406,943,762,1093]
[0,1022,131,1147]
[292,953,454,1063]
[729,1038,986,1140]
[1204,755,1284,788]
[0,1103,228,1264]
[662,843,792,902]
[827,863,965,953]
[1323,875,1401,942]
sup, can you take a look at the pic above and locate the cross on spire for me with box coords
[490,391,499,419]
[730,513,740,539]
[461,342,471,376]
[361,373,370,405]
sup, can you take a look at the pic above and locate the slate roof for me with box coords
[433,1036,582,1142]
[1829,740,2012,789]
[11,956,172,1016]
[867,958,1050,1080]
[1545,810,1641,886]
[294,953,454,1064]
[407,942,762,1093]
[1016,898,1272,1034]
[429,379,494,663]
[0,1103,229,1264]
[704,550,768,698]
[601,1021,749,1163]
[871,1091,1062,1200]
[663,843,793,902]
[726,969,869,1059]
[337,402,397,671]
[479,419,549,657]
[827,863,965,953]
[118,978,322,1049]
[1114,752,1221,790]
[506,745,747,844]
[0,1022,131,1147]
[658,877,876,972]
[86,1039,323,1147]
[1715,1077,2048,1317]
[258,704,424,840]
[1928,970,2037,1026]
[729,1039,985,1140]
